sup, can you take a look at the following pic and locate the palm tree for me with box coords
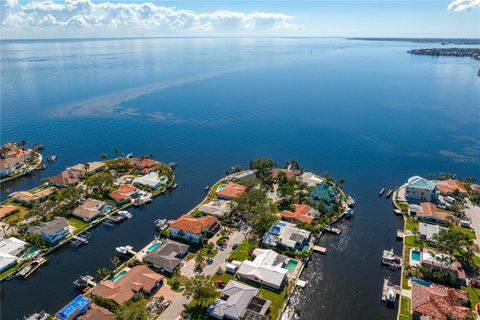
[111,256,120,271]
[83,162,90,172]
[195,251,205,270]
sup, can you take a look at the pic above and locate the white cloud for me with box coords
[448,0,480,11]
[1,0,301,33]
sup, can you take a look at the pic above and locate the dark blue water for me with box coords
[1,37,479,320]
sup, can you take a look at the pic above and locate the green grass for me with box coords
[461,286,480,310]
[211,272,236,284]
[399,296,412,320]
[228,239,257,262]
[67,217,90,234]
[0,261,25,280]
[405,217,418,233]
[3,201,29,224]
[397,201,409,211]
[404,236,418,247]
[259,286,287,320]
[453,227,477,240]
[208,180,226,199]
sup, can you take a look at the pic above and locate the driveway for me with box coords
[464,200,480,247]
[163,228,247,319]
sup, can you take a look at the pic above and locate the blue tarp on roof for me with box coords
[56,295,91,320]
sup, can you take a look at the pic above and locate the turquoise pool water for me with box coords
[411,278,430,287]
[111,270,127,283]
[216,184,226,192]
[302,245,310,252]
[21,247,39,260]
[147,242,160,252]
[411,250,421,262]
[286,260,298,273]
[159,177,167,184]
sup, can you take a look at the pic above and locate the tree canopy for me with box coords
[183,275,218,306]
[250,157,276,175]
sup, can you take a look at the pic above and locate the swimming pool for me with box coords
[411,278,431,287]
[147,242,160,252]
[21,247,40,260]
[216,184,226,192]
[286,259,299,273]
[411,250,421,262]
[111,270,127,283]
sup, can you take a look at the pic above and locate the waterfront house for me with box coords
[271,168,298,181]
[198,200,232,218]
[237,249,288,290]
[411,283,472,320]
[49,170,83,187]
[72,199,109,222]
[27,217,70,245]
[421,250,467,286]
[132,172,166,189]
[11,187,56,206]
[142,239,189,274]
[108,184,139,205]
[216,183,247,200]
[263,221,311,252]
[405,176,437,203]
[0,157,21,177]
[136,159,159,170]
[297,172,323,188]
[0,204,19,220]
[418,223,447,245]
[77,304,114,320]
[56,295,91,320]
[5,148,32,162]
[169,214,220,244]
[0,237,28,272]
[68,162,106,175]
[409,202,453,225]
[91,265,163,305]
[281,204,319,224]
[310,182,338,204]
[208,280,271,320]
[435,179,468,195]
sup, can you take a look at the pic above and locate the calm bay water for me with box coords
[1,37,479,320]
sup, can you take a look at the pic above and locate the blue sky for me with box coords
[1,0,479,39]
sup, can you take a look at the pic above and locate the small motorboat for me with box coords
[386,289,396,305]
[170,183,178,189]
[73,274,96,290]
[379,187,386,196]
[386,189,393,198]
[116,245,135,258]
[347,196,355,208]
[154,219,167,230]
[204,186,210,191]
[345,208,354,219]
[118,210,132,219]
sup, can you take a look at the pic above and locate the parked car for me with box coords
[215,280,226,288]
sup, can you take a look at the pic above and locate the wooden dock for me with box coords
[396,229,404,240]
[312,246,327,253]
[381,278,401,302]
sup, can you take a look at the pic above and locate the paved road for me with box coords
[464,200,480,247]
[163,229,247,319]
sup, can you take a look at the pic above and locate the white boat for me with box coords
[347,196,355,208]
[386,289,396,304]
[154,219,167,230]
[345,208,354,219]
[116,245,135,257]
[118,210,132,219]
[126,153,133,158]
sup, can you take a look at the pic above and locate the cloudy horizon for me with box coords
[1,0,479,39]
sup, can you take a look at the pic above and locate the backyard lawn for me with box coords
[67,217,90,234]
[228,239,257,261]
[212,272,235,284]
[260,286,287,320]
[461,285,480,310]
[399,296,412,320]
[3,201,29,224]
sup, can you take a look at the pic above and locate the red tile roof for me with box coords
[417,203,452,223]
[117,184,137,194]
[412,283,472,320]
[170,214,219,235]
[92,265,163,305]
[0,205,18,219]
[49,170,80,186]
[137,159,159,169]
[77,304,114,320]
[216,183,247,199]
[271,169,299,180]
[281,204,315,224]
[436,179,468,194]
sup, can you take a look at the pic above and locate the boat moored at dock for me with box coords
[17,257,47,279]
[116,245,137,258]
[379,187,385,196]
[118,210,132,219]
[381,248,402,270]
[73,274,96,290]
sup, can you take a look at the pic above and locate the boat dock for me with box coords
[381,248,402,270]
[393,208,402,215]
[17,257,47,279]
[396,229,404,240]
[324,226,341,234]
[116,245,137,258]
[381,278,401,303]
[312,246,327,253]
